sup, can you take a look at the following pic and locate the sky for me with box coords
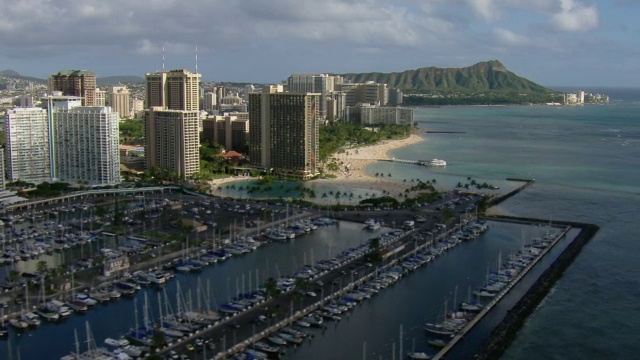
[0,0,638,87]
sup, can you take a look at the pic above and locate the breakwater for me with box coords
[470,220,599,360]
[432,217,571,360]
[486,179,535,207]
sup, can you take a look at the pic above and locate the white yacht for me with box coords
[419,158,447,166]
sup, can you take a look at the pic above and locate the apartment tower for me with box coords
[109,86,131,119]
[248,86,320,179]
[4,108,52,183]
[48,70,97,106]
[52,106,121,185]
[144,69,201,178]
[145,69,200,111]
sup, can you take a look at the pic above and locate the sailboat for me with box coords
[460,285,483,312]
[424,300,466,337]
[36,277,60,322]
[8,317,29,331]
[406,338,431,359]
[0,309,8,337]
[19,285,42,327]
[60,321,119,360]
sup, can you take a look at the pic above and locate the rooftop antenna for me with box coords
[162,45,165,71]
[195,46,198,74]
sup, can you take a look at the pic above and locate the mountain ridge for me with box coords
[338,60,549,93]
[0,70,144,86]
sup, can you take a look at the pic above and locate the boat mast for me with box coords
[71,328,79,357]
[399,324,403,360]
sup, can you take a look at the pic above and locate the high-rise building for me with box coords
[144,108,200,178]
[249,86,320,179]
[0,148,5,191]
[326,91,347,121]
[95,88,107,107]
[130,99,144,118]
[4,108,51,183]
[144,68,201,178]
[388,88,404,106]
[19,96,34,108]
[202,92,217,113]
[145,69,201,111]
[345,104,414,125]
[109,86,131,119]
[337,82,388,107]
[202,113,249,152]
[52,106,120,185]
[287,74,343,119]
[42,92,83,178]
[48,70,97,106]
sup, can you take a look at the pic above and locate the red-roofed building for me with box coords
[214,150,245,162]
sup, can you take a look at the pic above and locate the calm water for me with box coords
[2,92,639,359]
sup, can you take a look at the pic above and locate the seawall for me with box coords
[470,218,599,359]
[486,179,535,207]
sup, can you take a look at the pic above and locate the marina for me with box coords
[0,183,596,360]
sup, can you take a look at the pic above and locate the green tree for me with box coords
[36,260,48,274]
[265,277,280,299]
[150,329,166,354]
[8,270,21,284]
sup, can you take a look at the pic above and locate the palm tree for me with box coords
[8,270,20,284]
[36,260,48,274]
[150,329,166,355]
[265,277,280,299]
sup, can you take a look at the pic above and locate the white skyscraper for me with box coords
[52,106,120,185]
[4,108,51,183]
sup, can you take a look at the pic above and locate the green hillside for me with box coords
[340,60,549,93]
[0,70,47,84]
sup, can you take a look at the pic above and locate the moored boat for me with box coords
[428,338,448,348]
[9,317,29,330]
[267,335,288,346]
[22,311,42,327]
[407,352,431,359]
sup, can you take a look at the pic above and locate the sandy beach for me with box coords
[207,133,426,199]
[309,132,426,199]
[328,133,424,180]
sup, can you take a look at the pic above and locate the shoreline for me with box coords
[207,133,426,200]
[311,133,425,198]
[324,132,424,181]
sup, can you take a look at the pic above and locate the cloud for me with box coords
[494,28,530,46]
[465,0,500,21]
[0,0,628,86]
[550,0,599,32]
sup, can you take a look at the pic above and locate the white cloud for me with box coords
[136,39,161,55]
[550,0,599,32]
[494,28,530,46]
[465,0,500,21]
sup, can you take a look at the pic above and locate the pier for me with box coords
[5,186,181,211]
[431,217,599,360]
[472,219,599,359]
[486,178,535,207]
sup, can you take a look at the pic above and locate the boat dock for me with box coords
[432,216,599,359]
[378,158,420,164]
